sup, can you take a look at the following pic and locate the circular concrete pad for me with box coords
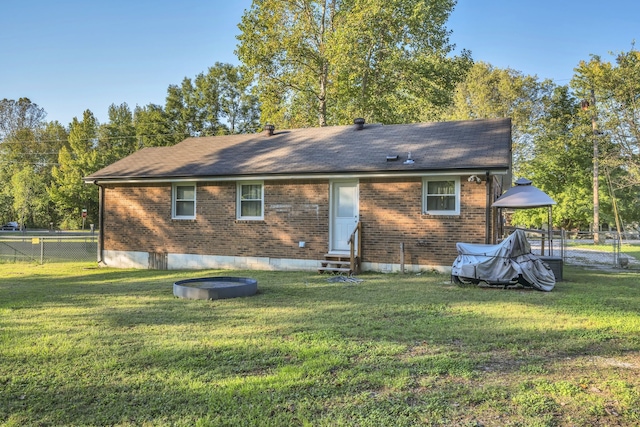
[173,277,258,300]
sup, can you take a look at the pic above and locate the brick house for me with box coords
[84,118,512,273]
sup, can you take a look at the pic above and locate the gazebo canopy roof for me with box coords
[492,178,556,208]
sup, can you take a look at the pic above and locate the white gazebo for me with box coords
[492,178,557,256]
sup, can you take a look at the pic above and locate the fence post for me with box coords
[40,238,44,265]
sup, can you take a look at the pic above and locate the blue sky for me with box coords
[1,0,637,126]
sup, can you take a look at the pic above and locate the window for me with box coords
[423,177,460,215]
[172,183,196,219]
[237,182,264,220]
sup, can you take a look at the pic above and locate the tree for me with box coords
[215,63,261,134]
[165,79,201,138]
[166,74,225,137]
[444,62,623,231]
[134,104,179,147]
[0,121,68,227]
[445,62,555,177]
[572,46,640,230]
[164,63,260,137]
[236,0,471,128]
[513,86,595,229]
[49,110,100,229]
[11,166,50,229]
[0,97,46,141]
[0,98,54,226]
[98,103,137,166]
[573,49,640,185]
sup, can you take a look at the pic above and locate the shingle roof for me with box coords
[85,118,511,182]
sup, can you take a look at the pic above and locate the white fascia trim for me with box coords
[87,169,509,185]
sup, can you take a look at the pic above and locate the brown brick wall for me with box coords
[102,180,330,260]
[102,176,492,268]
[359,178,488,267]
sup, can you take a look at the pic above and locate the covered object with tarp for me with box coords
[451,229,556,291]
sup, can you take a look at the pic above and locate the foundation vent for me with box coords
[148,252,168,270]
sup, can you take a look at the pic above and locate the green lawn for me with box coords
[1,263,639,426]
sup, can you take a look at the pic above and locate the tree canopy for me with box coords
[0,63,260,228]
[443,58,640,232]
[0,98,46,141]
[165,63,260,137]
[236,0,472,128]
[1,4,639,234]
[573,48,640,190]
[49,110,100,229]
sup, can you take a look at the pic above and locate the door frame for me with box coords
[329,179,359,254]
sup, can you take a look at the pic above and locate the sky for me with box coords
[1,0,638,126]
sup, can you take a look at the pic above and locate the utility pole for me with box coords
[588,89,603,244]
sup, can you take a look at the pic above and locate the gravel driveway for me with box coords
[531,242,638,270]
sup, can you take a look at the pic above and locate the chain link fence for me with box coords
[508,228,640,270]
[0,233,98,264]
[561,231,639,269]
[2,229,638,269]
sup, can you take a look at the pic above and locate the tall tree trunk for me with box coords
[316,0,331,126]
[319,60,328,126]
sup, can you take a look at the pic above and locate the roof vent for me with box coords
[354,118,365,130]
[264,124,275,136]
[403,152,414,165]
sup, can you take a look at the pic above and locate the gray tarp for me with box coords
[451,229,556,291]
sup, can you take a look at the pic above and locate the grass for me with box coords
[1,263,639,426]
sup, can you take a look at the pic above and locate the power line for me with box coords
[0,160,60,166]
[0,130,190,145]
[0,152,60,155]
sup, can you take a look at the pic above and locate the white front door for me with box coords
[330,181,359,253]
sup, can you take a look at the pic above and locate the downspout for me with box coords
[94,181,104,265]
[485,171,491,244]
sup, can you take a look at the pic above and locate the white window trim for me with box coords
[172,182,196,219]
[422,176,460,215]
[236,181,264,220]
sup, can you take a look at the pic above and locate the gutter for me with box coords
[84,168,510,186]
[94,180,104,265]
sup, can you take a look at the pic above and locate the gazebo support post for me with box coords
[548,206,553,256]
[485,171,491,244]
